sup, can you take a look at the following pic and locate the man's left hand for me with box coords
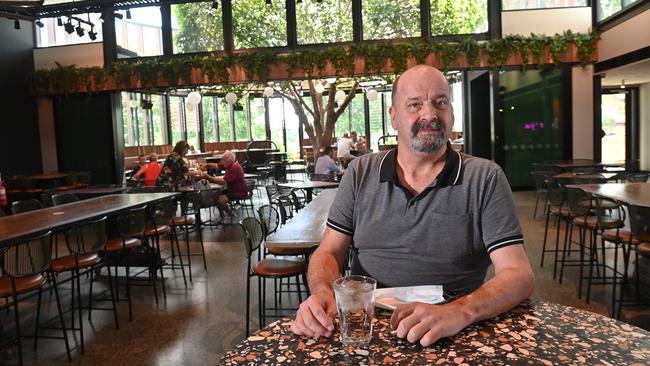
[389,302,471,347]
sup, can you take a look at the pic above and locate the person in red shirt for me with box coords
[133,153,162,187]
[201,150,248,217]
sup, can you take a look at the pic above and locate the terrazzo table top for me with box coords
[219,300,650,365]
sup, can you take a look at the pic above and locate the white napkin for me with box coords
[375,285,444,311]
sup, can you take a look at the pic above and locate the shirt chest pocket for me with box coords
[417,211,475,261]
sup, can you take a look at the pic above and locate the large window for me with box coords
[367,92,385,152]
[185,99,200,150]
[430,0,488,36]
[296,0,353,45]
[597,0,642,21]
[502,0,588,10]
[233,0,286,49]
[202,97,218,142]
[36,13,103,47]
[217,99,232,142]
[172,2,224,53]
[362,0,420,40]
[121,92,166,146]
[250,98,267,140]
[269,98,286,152]
[115,6,163,58]
[169,96,184,144]
[234,103,250,141]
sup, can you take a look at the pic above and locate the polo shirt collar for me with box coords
[379,141,463,187]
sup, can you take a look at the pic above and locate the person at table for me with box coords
[128,154,147,184]
[157,140,190,191]
[336,133,354,160]
[314,147,340,181]
[200,150,247,217]
[132,153,162,187]
[291,65,534,347]
[350,131,367,155]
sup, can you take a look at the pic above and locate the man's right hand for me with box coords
[290,291,337,338]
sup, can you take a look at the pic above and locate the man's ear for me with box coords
[389,106,397,130]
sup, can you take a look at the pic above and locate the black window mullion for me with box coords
[420,0,430,39]
[180,98,187,141]
[264,98,271,140]
[363,94,370,150]
[213,97,220,142]
[381,92,386,137]
[487,0,501,39]
[229,103,236,142]
[247,98,252,140]
[198,99,205,151]
[352,0,362,42]
[222,0,234,54]
[160,4,173,56]
[164,94,172,145]
[286,0,297,49]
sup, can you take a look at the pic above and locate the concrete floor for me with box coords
[1,190,648,365]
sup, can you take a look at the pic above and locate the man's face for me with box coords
[222,156,234,167]
[351,133,357,142]
[138,156,147,165]
[389,67,453,154]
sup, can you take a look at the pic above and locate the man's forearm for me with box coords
[307,250,343,296]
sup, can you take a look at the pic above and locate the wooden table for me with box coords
[553,172,620,182]
[277,181,339,202]
[64,185,128,198]
[568,182,650,207]
[541,161,624,171]
[265,189,337,252]
[219,300,650,365]
[0,193,179,247]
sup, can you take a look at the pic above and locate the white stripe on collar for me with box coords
[378,150,392,181]
[452,150,462,185]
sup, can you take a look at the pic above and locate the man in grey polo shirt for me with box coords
[291,65,534,347]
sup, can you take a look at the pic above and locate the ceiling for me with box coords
[600,58,650,87]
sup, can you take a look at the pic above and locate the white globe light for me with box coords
[263,86,274,97]
[225,92,238,104]
[325,77,336,84]
[335,90,346,102]
[256,104,265,114]
[128,99,139,108]
[187,91,202,106]
[314,83,325,94]
[241,92,250,99]
[187,103,197,112]
[366,89,379,101]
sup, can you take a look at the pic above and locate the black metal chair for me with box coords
[239,217,307,337]
[0,231,71,366]
[51,193,79,206]
[530,171,549,220]
[175,191,207,282]
[540,180,567,277]
[11,199,44,214]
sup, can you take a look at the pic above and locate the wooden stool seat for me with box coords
[0,274,46,297]
[638,243,650,257]
[573,216,597,228]
[253,258,306,277]
[602,229,640,245]
[105,237,141,252]
[550,207,573,217]
[267,247,309,256]
[145,224,171,237]
[51,254,100,272]
[170,216,194,226]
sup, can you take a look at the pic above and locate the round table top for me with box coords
[218,300,650,365]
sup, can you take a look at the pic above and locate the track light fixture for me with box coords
[14,19,20,29]
[57,17,63,26]
[114,12,124,19]
[35,19,44,28]
[99,13,104,22]
[76,22,85,37]
[88,26,97,41]
[126,9,132,19]
[297,0,302,3]
[265,0,272,4]
[64,19,75,34]
[211,0,219,10]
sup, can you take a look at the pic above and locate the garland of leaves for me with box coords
[29,31,599,96]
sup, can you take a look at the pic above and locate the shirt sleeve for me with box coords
[329,159,340,175]
[326,161,356,237]
[481,168,524,254]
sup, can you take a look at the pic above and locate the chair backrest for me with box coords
[52,193,79,206]
[564,188,592,217]
[200,189,218,208]
[150,198,177,225]
[545,180,564,206]
[257,205,280,238]
[239,217,264,258]
[530,172,549,192]
[181,191,201,215]
[628,205,650,242]
[274,197,292,224]
[11,199,44,214]
[65,216,108,255]
[244,179,256,198]
[127,186,167,193]
[593,197,625,229]
[116,206,147,238]
[290,190,304,211]
[627,172,649,183]
[40,188,58,207]
[265,184,279,203]
[0,231,52,278]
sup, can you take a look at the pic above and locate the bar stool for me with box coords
[239,217,307,337]
[104,207,146,322]
[48,216,117,355]
[0,231,71,366]
[51,193,79,206]
[540,180,569,278]
[11,199,44,214]
[148,197,187,289]
[173,192,206,282]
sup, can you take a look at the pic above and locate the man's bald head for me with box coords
[391,65,450,105]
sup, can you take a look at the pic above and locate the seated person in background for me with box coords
[128,154,147,184]
[314,147,340,180]
[132,153,161,187]
[350,131,367,155]
[291,64,534,346]
[157,140,190,191]
[336,133,354,160]
[201,150,247,217]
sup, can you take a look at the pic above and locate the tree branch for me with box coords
[333,81,359,120]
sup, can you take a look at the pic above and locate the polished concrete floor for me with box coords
[1,190,649,365]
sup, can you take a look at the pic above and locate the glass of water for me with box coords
[333,275,377,347]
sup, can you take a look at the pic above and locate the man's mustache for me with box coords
[412,120,443,136]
